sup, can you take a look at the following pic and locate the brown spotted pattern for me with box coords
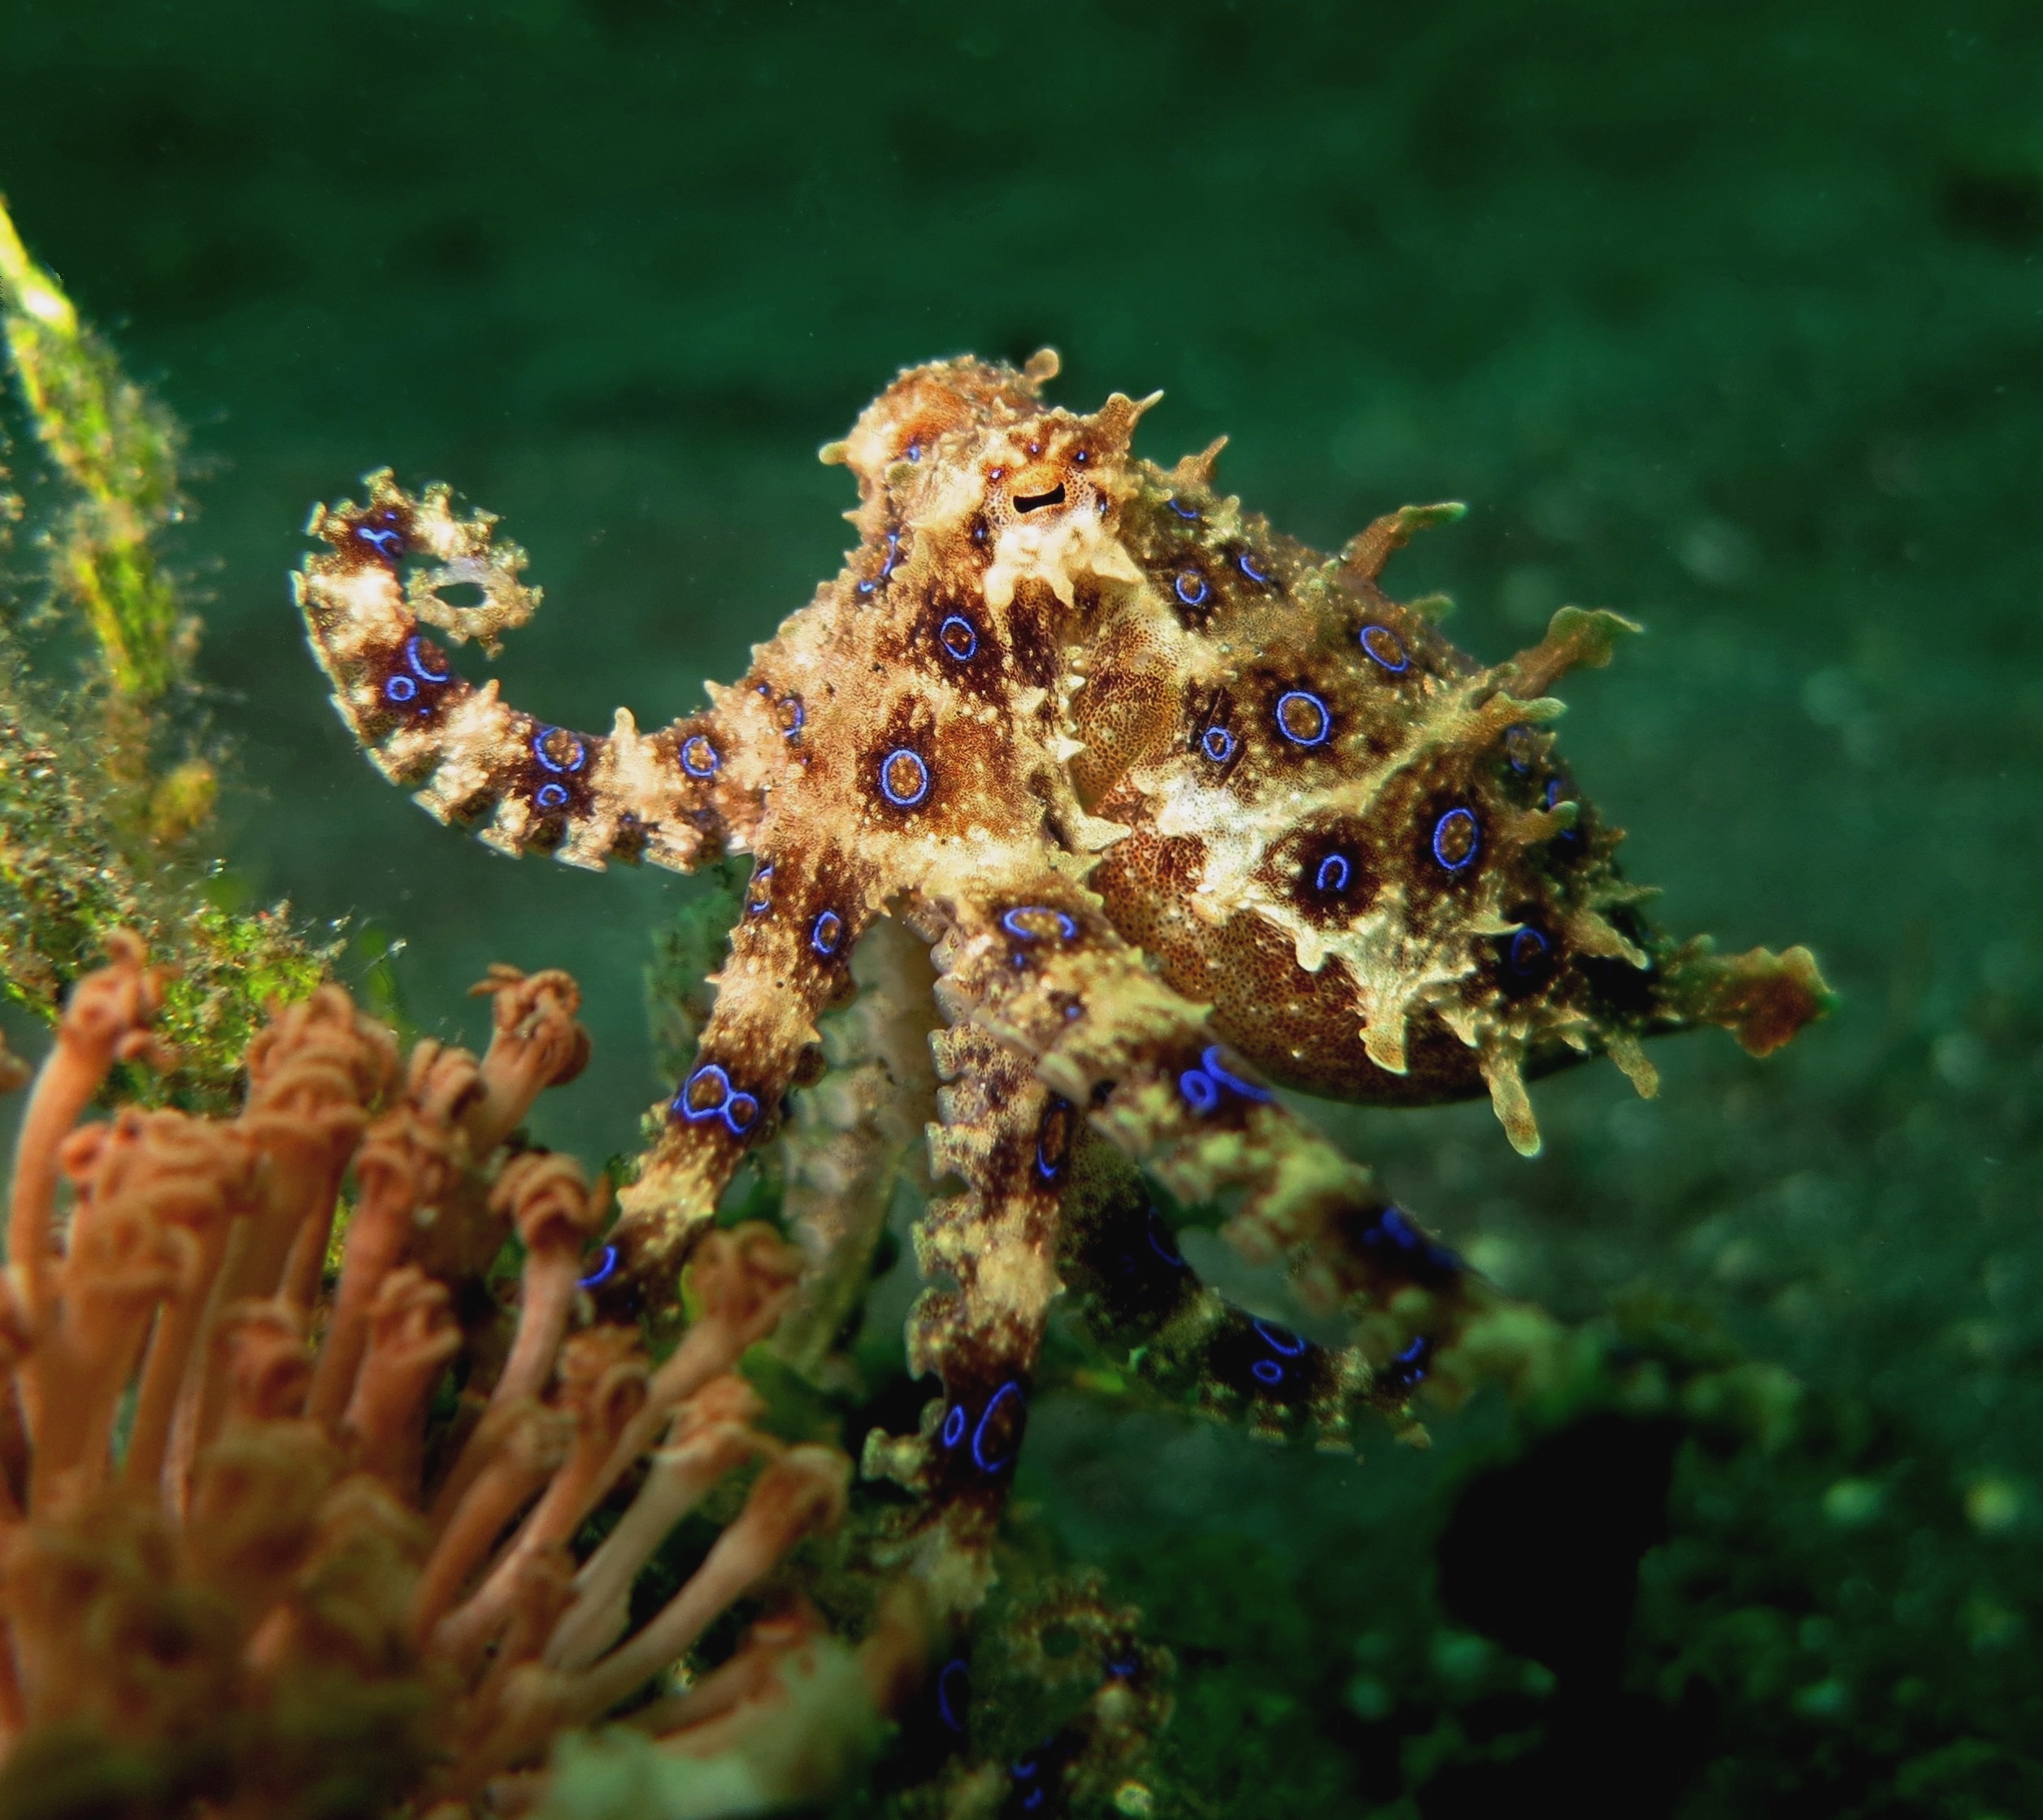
[300,352,1830,1616]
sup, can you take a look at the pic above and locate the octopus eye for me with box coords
[1274,689,1332,748]
[879,747,932,807]
[680,734,720,778]
[810,910,844,957]
[906,441,923,463]
[1313,852,1351,894]
[1431,806,1480,872]
[1071,447,1090,465]
[1199,725,1237,764]
[1174,571,1211,608]
[1359,623,1411,673]
[384,675,417,704]
[938,615,978,661]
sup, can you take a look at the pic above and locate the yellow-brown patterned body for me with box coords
[299,351,1829,1618]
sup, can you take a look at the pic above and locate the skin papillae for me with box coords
[298,351,1830,1616]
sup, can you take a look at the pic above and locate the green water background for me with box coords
[2,2,2040,1812]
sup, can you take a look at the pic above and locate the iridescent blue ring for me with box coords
[811,910,844,957]
[404,635,450,681]
[941,1404,967,1448]
[1200,725,1237,764]
[1167,497,1200,520]
[879,748,931,807]
[1509,926,1550,975]
[1000,906,1077,944]
[1432,806,1480,872]
[1359,623,1411,673]
[938,615,978,661]
[680,734,720,778]
[384,674,417,703]
[722,1091,759,1135]
[745,862,773,917]
[358,523,404,559]
[1251,1358,1285,1388]
[1146,1206,1187,1266]
[536,782,569,810]
[1175,571,1210,608]
[1252,1317,1307,1357]
[675,1063,731,1122]
[936,1658,969,1734]
[576,1244,619,1290]
[1179,1068,1220,1115]
[1202,1045,1273,1102]
[532,726,587,774]
[1237,551,1272,584]
[1314,853,1351,894]
[971,1380,1026,1473]
[1275,689,1332,749]
[778,696,805,736]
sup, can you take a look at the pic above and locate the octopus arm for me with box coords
[919,872,1506,1405]
[298,470,763,871]
[863,1021,1070,1619]
[614,842,872,1292]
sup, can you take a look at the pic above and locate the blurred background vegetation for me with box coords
[2,2,2040,1813]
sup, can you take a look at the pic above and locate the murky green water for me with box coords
[3,2,2040,1810]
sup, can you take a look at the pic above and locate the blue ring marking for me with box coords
[857,579,876,595]
[1033,1101,1071,1182]
[1360,1205,1464,1284]
[938,614,978,661]
[680,734,720,779]
[1146,1206,1187,1266]
[1202,1045,1274,1102]
[576,1244,619,1290]
[675,1063,732,1122]
[1432,806,1480,872]
[1275,689,1332,749]
[532,726,587,774]
[1106,1654,1137,1679]
[1253,1317,1308,1357]
[779,695,805,736]
[384,674,417,703]
[941,1404,967,1449]
[810,910,844,957]
[722,1091,759,1136]
[1359,623,1411,673]
[1314,853,1351,894]
[1167,497,1200,520]
[1251,1358,1285,1388]
[880,530,902,578]
[1199,725,1237,764]
[536,782,570,810]
[1384,1333,1432,1390]
[879,747,931,807]
[1174,571,1210,607]
[1237,550,1272,584]
[1504,724,1537,775]
[1179,1067,1220,1115]
[1508,926,1550,975]
[971,1380,1026,1473]
[357,523,404,559]
[403,635,450,683]
[746,862,773,917]
[999,906,1078,944]
[936,1658,969,1734]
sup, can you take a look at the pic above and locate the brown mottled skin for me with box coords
[298,350,1829,1613]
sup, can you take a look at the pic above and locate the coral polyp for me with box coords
[299,350,1829,1610]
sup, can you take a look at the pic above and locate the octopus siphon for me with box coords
[298,350,1830,1617]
